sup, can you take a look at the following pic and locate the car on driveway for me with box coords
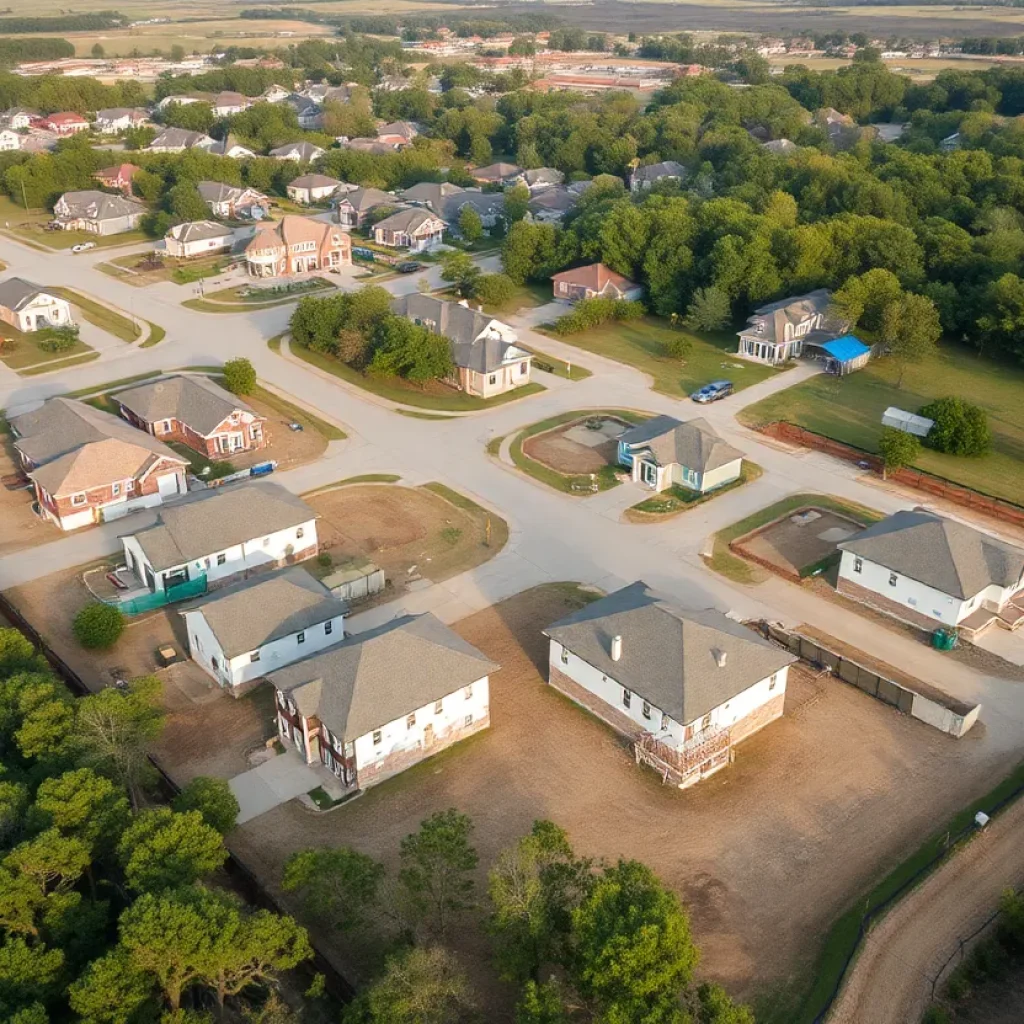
[397,261,423,274]
[691,380,734,403]
[71,242,96,253]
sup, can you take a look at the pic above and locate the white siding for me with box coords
[698,459,743,493]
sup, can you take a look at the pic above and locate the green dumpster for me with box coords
[931,628,957,651]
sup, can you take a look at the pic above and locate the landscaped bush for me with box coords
[920,396,991,457]
[552,298,645,335]
[36,326,79,353]
[473,273,516,308]
[222,357,257,396]
[72,603,125,650]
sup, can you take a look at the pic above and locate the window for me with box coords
[325,620,333,636]
[112,482,121,497]
[622,689,631,709]
[769,674,777,691]
[434,699,443,714]
[297,631,305,645]
[701,713,712,731]
[216,553,227,566]
[296,527,305,540]
[406,713,416,729]
[126,480,134,492]
[642,701,651,720]
[889,572,898,587]
[488,375,497,385]
[853,557,863,574]
[250,649,261,663]
[372,730,382,745]
[520,362,528,375]
[71,493,87,507]
[560,647,569,666]
[464,684,473,700]
[159,419,172,433]
[464,714,473,727]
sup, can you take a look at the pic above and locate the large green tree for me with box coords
[117,809,226,893]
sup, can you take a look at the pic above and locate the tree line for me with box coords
[0,11,125,34]
[0,40,74,67]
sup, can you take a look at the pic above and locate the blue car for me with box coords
[691,380,734,403]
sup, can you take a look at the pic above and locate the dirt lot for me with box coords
[0,438,57,555]
[227,584,1021,1012]
[307,483,506,592]
[238,395,327,471]
[521,415,629,475]
[736,507,866,578]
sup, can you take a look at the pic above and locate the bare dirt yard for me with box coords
[239,394,328,471]
[736,507,866,578]
[0,438,56,555]
[306,483,506,593]
[521,415,629,475]
[226,584,1021,1014]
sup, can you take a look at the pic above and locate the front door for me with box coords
[640,461,658,488]
[423,724,435,748]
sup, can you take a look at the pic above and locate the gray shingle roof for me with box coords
[739,289,837,346]
[633,160,687,184]
[149,127,211,150]
[55,190,145,222]
[335,187,393,213]
[401,181,466,211]
[165,220,233,245]
[0,277,51,312]
[113,374,256,435]
[618,416,744,473]
[289,173,342,190]
[267,613,497,740]
[838,510,1024,599]
[197,180,245,203]
[544,582,795,725]
[269,141,324,161]
[527,187,577,214]
[373,207,439,234]
[129,482,316,571]
[440,191,504,222]
[182,566,346,658]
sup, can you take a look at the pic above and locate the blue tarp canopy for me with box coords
[820,335,870,363]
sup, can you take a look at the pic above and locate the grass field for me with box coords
[739,342,1024,507]
[50,288,141,343]
[0,326,94,372]
[543,316,781,399]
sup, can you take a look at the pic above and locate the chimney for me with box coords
[713,648,727,668]
[458,298,469,308]
[611,635,622,662]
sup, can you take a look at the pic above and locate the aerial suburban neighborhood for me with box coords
[1,9,1024,1024]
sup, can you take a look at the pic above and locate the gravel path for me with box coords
[829,795,1024,1024]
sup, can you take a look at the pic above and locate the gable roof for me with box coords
[165,220,233,245]
[819,334,870,363]
[0,277,55,312]
[377,120,418,140]
[95,107,147,122]
[55,190,145,221]
[183,567,346,658]
[527,187,578,214]
[289,173,342,190]
[245,215,348,255]
[149,127,212,150]
[472,161,522,181]
[114,374,255,435]
[128,482,317,571]
[197,180,264,204]
[441,191,504,221]
[618,416,744,473]
[269,141,324,161]
[739,288,836,345]
[838,510,1024,599]
[633,160,687,183]
[551,262,637,292]
[373,207,441,234]
[31,438,184,498]
[544,581,795,724]
[521,167,564,187]
[336,187,393,212]
[400,181,465,210]
[267,613,497,740]
[95,162,140,181]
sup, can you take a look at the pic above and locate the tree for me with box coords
[117,809,226,892]
[684,286,731,332]
[440,250,481,298]
[72,604,124,650]
[0,629,40,677]
[504,183,531,225]
[398,809,477,938]
[0,779,28,847]
[977,273,1024,361]
[473,273,516,309]
[877,427,920,479]
[691,982,755,1024]
[32,768,129,858]
[368,316,453,384]
[170,44,186,62]
[222,357,256,395]
[282,847,384,933]
[345,946,476,1024]
[831,268,903,333]
[880,291,941,387]
[571,859,698,1024]
[91,43,105,58]
[167,182,209,224]
[920,396,992,456]
[4,829,90,896]
[68,947,154,1024]
[515,979,570,1024]
[173,777,239,835]
[162,102,214,134]
[458,205,483,243]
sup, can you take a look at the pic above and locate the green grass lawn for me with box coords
[522,347,592,381]
[140,322,166,349]
[250,384,346,441]
[289,342,547,412]
[540,317,782,398]
[50,288,141,343]
[628,461,762,518]
[738,341,1024,507]
[20,351,100,376]
[0,321,94,371]
[439,281,551,317]
[184,280,335,312]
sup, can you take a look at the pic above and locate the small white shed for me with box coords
[882,407,934,437]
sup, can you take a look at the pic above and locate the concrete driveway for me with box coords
[229,750,322,824]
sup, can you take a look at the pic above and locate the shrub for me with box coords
[317,552,332,568]
[173,776,239,834]
[473,273,516,308]
[36,326,79,353]
[920,396,991,456]
[877,427,920,478]
[73,603,125,650]
[663,334,692,360]
[552,298,645,335]
[222,357,256,396]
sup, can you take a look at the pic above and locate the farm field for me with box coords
[738,342,1024,507]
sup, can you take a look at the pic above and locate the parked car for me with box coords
[71,241,96,253]
[691,380,734,403]
[397,261,423,274]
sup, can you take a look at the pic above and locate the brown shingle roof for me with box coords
[550,262,637,292]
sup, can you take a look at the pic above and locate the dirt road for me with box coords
[829,795,1024,1024]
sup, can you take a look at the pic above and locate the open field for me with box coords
[766,53,1009,79]
[738,342,1024,508]
[542,317,782,400]
[734,505,866,578]
[51,287,141,343]
[220,582,1022,1012]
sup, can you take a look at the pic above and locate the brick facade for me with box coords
[836,575,944,633]
[548,665,645,741]
[120,406,268,461]
[729,691,786,745]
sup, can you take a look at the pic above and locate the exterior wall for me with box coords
[0,131,20,152]
[185,608,345,689]
[695,459,743,494]
[286,185,337,204]
[0,294,71,333]
[374,223,445,251]
[165,234,232,258]
[130,407,266,459]
[464,357,532,398]
[126,517,319,593]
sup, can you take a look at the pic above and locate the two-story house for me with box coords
[333,187,395,228]
[53,190,146,235]
[244,215,352,277]
[197,181,269,220]
[93,107,150,133]
[736,289,842,366]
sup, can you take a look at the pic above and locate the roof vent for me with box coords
[713,648,727,668]
[611,635,622,662]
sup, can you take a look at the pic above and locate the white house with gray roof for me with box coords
[269,613,496,790]
[147,127,216,153]
[269,140,325,163]
[120,481,318,594]
[372,207,445,252]
[0,278,72,333]
[837,509,1024,637]
[630,160,687,192]
[737,289,846,366]
[391,293,532,398]
[617,416,744,493]
[53,190,146,235]
[163,220,234,259]
[544,581,796,788]
[182,567,347,691]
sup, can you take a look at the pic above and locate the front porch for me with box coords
[959,599,1024,637]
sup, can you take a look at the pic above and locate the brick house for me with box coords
[113,374,268,459]
[544,581,796,788]
[94,163,141,195]
[268,613,496,792]
[372,208,445,252]
[244,215,352,277]
[333,187,394,228]
[40,112,90,135]
[120,482,318,594]
[551,263,643,302]
[9,398,188,531]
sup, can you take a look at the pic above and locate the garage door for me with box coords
[157,473,180,497]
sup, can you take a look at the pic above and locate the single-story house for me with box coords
[120,481,319,594]
[837,509,1024,637]
[544,581,796,788]
[376,120,419,146]
[400,181,465,213]
[470,162,523,185]
[630,160,687,192]
[372,208,445,252]
[526,187,578,224]
[341,138,400,156]
[244,215,352,277]
[197,181,269,220]
[551,263,643,303]
[163,220,234,259]
[0,278,73,333]
[333,187,395,228]
[212,91,249,117]
[52,190,146,236]
[147,127,216,153]
[441,191,505,230]
[617,415,744,493]
[269,612,496,792]
[114,374,268,459]
[0,129,20,152]
[93,107,149,133]
[182,567,347,692]
[512,167,565,191]
[808,334,871,376]
[269,141,325,162]
[9,398,188,531]
[391,294,532,398]
[40,112,89,135]
[94,163,140,194]
[736,289,843,366]
[286,174,344,205]
[206,137,256,159]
